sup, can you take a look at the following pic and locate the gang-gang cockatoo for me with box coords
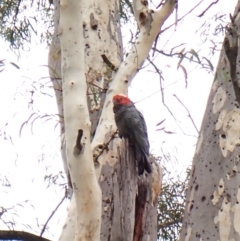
[113,94,152,175]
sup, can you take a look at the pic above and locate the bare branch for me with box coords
[147,58,197,137]
[152,43,186,58]
[173,94,199,134]
[156,0,164,9]
[101,54,118,71]
[94,130,118,163]
[158,218,182,229]
[160,0,204,34]
[40,190,67,237]
[197,0,220,18]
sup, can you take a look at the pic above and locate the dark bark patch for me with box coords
[139,12,146,22]
[189,204,194,211]
[196,232,201,238]
[221,134,226,139]
[133,174,147,241]
[191,165,195,177]
[90,13,98,30]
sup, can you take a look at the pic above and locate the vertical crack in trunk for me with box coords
[134,180,147,241]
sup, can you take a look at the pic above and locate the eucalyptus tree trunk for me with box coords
[48,0,175,240]
[179,2,240,241]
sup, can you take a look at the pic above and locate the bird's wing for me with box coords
[124,109,150,154]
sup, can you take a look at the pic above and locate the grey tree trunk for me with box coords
[179,2,240,241]
[100,140,160,241]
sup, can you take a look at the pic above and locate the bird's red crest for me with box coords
[113,94,131,105]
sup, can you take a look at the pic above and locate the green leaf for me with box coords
[203,57,214,71]
[190,49,201,63]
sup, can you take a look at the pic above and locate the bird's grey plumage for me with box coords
[113,100,152,175]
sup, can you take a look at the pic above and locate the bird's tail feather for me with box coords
[142,151,152,174]
[137,150,152,175]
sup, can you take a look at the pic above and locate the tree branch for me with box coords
[158,218,182,229]
[147,58,196,137]
[160,0,204,34]
[173,94,199,134]
[40,190,67,237]
[101,54,118,71]
[93,130,118,164]
[197,0,219,18]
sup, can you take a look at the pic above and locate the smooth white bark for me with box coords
[59,0,101,240]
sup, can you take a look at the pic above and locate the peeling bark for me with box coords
[99,141,160,241]
[179,2,240,241]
